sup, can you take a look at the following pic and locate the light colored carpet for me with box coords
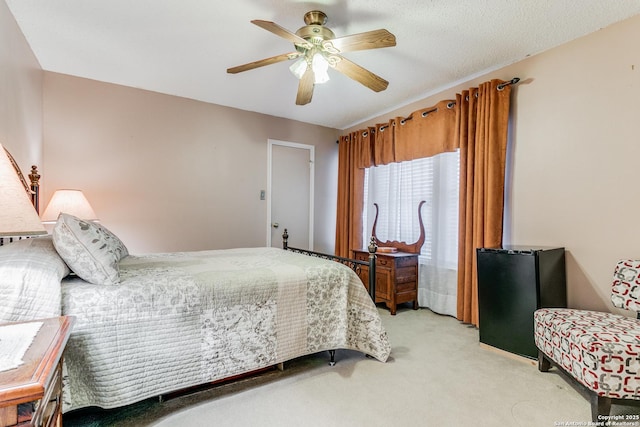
[64,307,640,426]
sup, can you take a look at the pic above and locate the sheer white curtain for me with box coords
[363,151,459,316]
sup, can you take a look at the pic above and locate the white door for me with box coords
[267,140,314,249]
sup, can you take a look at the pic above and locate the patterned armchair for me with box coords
[534,260,640,422]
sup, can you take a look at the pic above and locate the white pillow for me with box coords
[0,236,70,322]
[52,213,128,285]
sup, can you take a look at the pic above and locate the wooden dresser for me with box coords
[0,316,74,427]
[353,249,419,315]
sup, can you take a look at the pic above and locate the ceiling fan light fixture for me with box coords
[289,53,330,84]
[311,53,329,84]
[289,57,308,79]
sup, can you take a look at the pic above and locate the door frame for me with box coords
[266,139,315,248]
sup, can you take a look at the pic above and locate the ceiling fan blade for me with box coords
[330,56,389,92]
[296,67,315,105]
[322,29,396,53]
[251,20,313,49]
[227,52,302,74]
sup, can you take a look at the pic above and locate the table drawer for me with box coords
[353,252,369,262]
[376,256,393,267]
[396,256,417,268]
[397,281,416,294]
[396,266,417,284]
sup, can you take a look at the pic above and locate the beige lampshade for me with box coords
[0,144,47,237]
[41,189,98,223]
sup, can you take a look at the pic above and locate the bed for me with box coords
[0,156,390,413]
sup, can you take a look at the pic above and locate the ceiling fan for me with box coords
[227,10,396,105]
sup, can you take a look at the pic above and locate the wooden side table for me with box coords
[353,249,419,315]
[0,316,74,427]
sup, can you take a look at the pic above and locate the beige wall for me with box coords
[42,73,340,253]
[0,1,42,176]
[347,15,640,312]
[6,1,638,312]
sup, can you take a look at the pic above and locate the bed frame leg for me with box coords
[328,350,336,366]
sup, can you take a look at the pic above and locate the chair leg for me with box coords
[590,393,611,423]
[537,349,551,372]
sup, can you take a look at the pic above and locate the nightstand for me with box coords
[353,249,419,315]
[0,316,74,427]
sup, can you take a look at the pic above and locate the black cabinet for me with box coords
[476,246,567,359]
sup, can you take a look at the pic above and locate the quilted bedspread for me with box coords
[61,247,391,412]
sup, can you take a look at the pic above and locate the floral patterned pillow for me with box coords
[52,213,128,285]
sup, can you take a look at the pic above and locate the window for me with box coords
[362,150,460,315]
[363,150,459,266]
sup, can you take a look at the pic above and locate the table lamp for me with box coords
[0,144,46,238]
[41,189,98,224]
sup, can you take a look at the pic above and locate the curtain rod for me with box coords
[338,77,520,141]
[497,77,520,90]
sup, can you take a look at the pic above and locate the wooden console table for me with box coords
[0,316,74,427]
[353,249,419,315]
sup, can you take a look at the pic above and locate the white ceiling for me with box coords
[6,1,640,129]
